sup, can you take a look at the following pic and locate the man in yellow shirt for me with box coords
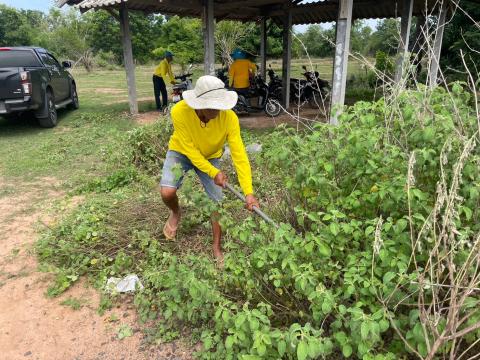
[153,51,175,111]
[160,75,259,262]
[228,49,256,91]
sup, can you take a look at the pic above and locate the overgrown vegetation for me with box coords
[37,82,480,359]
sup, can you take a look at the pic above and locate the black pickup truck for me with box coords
[0,47,79,128]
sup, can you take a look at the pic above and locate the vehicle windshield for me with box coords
[0,50,42,67]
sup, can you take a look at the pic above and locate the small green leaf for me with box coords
[361,321,369,340]
[418,342,428,357]
[277,340,286,356]
[297,340,308,360]
[117,324,133,339]
[342,344,353,357]
[383,272,396,284]
[318,242,331,257]
[257,343,266,356]
[235,314,246,328]
[225,335,234,350]
[379,319,390,332]
[329,223,340,236]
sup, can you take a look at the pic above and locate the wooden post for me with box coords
[281,10,292,108]
[428,0,447,87]
[394,0,414,82]
[260,17,267,79]
[119,4,138,115]
[202,0,215,75]
[330,0,353,125]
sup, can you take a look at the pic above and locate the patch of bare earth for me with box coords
[94,88,125,95]
[0,177,193,360]
[135,112,162,125]
[239,107,327,129]
[132,106,327,129]
[103,97,153,106]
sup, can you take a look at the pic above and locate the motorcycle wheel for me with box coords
[265,99,281,117]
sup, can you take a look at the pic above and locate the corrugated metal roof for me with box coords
[77,0,124,9]
[58,0,479,24]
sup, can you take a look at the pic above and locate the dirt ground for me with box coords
[0,177,193,360]
[133,106,327,129]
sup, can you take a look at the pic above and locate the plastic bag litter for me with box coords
[106,274,144,293]
[222,143,262,161]
[246,143,262,154]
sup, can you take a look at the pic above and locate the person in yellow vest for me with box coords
[160,75,260,263]
[153,51,175,111]
[228,49,256,92]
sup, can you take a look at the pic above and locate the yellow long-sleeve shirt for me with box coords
[168,100,253,195]
[154,58,174,82]
[228,59,256,88]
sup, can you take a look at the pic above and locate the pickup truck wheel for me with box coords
[68,84,79,110]
[37,90,57,128]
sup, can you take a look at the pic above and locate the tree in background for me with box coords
[294,21,374,59]
[294,25,335,58]
[214,19,284,66]
[152,16,203,69]
[87,10,163,65]
[215,21,253,67]
[368,19,399,55]
[40,8,93,70]
[0,5,43,47]
[350,20,374,55]
[441,0,480,77]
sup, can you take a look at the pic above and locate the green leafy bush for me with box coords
[127,119,172,177]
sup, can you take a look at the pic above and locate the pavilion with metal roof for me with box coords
[57,0,467,123]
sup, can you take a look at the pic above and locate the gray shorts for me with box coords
[160,150,223,202]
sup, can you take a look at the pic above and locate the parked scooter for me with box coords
[232,74,282,117]
[290,65,330,108]
[267,65,282,102]
[172,64,193,103]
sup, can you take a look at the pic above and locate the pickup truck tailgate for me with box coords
[0,68,23,99]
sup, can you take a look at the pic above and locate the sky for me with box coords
[0,0,55,12]
[0,0,378,32]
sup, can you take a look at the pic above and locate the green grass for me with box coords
[60,296,86,310]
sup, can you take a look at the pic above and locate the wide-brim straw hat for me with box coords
[183,75,238,110]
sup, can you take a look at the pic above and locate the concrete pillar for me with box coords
[202,0,215,75]
[260,17,267,80]
[394,0,414,82]
[330,0,353,125]
[428,0,447,87]
[410,15,426,79]
[281,10,292,108]
[119,4,138,115]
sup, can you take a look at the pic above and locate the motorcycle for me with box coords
[267,65,282,102]
[215,67,229,86]
[172,64,193,103]
[290,65,330,108]
[232,73,282,117]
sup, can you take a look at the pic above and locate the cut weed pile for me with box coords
[37,84,480,359]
